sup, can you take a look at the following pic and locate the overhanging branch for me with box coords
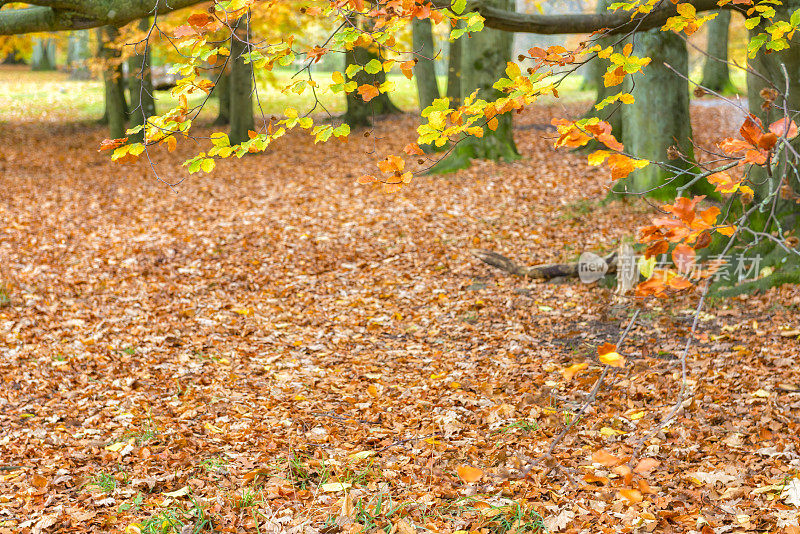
[443,0,739,34]
[0,0,204,35]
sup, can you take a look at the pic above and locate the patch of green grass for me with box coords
[138,498,215,534]
[198,456,229,474]
[287,453,331,489]
[119,492,144,513]
[559,199,597,221]
[445,498,545,534]
[123,414,160,445]
[492,420,539,435]
[89,472,117,494]
[0,283,11,308]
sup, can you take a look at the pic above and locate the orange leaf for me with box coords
[98,137,129,151]
[378,155,404,174]
[487,117,499,131]
[633,458,660,474]
[591,449,622,467]
[597,342,617,357]
[757,132,778,151]
[403,143,424,155]
[357,84,380,102]
[739,114,764,146]
[718,138,751,154]
[400,60,416,80]
[562,362,588,381]
[456,465,483,483]
[357,174,377,184]
[743,149,767,165]
[716,224,736,236]
[187,12,214,28]
[769,117,798,139]
[619,488,643,504]
[671,244,696,274]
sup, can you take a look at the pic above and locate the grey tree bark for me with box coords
[412,18,441,113]
[432,0,519,172]
[581,0,624,146]
[446,20,463,108]
[343,28,402,128]
[613,30,711,199]
[412,17,442,153]
[97,25,127,139]
[213,66,231,125]
[127,18,156,142]
[31,37,56,70]
[700,10,734,93]
[66,31,91,79]
[229,13,255,145]
[713,0,800,294]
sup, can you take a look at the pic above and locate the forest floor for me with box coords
[0,99,799,534]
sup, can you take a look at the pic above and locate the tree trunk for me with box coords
[412,17,442,153]
[343,38,402,128]
[229,13,255,145]
[412,18,440,112]
[97,26,127,139]
[31,38,56,71]
[711,0,800,295]
[700,10,734,93]
[127,18,156,143]
[66,31,91,79]
[581,0,623,140]
[213,65,231,125]
[446,20,464,108]
[614,30,714,199]
[432,0,519,172]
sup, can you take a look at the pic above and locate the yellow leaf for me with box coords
[105,441,127,452]
[599,351,626,367]
[367,384,379,398]
[505,61,521,78]
[321,482,352,492]
[204,422,224,434]
[456,465,483,483]
[562,362,588,381]
[588,150,610,166]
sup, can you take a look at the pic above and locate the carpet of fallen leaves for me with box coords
[1,99,799,534]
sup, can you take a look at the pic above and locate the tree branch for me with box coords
[450,0,739,35]
[0,0,204,35]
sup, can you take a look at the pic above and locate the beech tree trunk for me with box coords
[432,0,519,172]
[213,66,231,125]
[97,25,127,139]
[580,0,623,146]
[712,0,800,294]
[229,13,255,145]
[412,18,440,113]
[66,31,90,79]
[31,38,56,71]
[614,30,712,199]
[700,10,734,93]
[412,17,441,152]
[127,18,156,143]
[446,20,463,108]
[343,37,402,128]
